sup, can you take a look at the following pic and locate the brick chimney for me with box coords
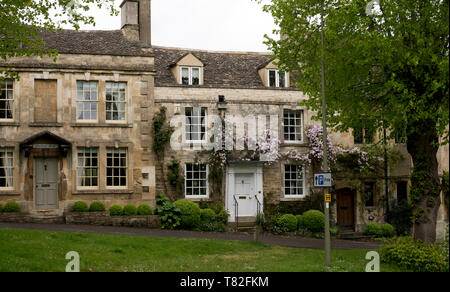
[120,0,151,45]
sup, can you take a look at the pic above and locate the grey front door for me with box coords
[35,157,58,210]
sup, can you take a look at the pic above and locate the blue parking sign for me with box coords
[314,173,332,187]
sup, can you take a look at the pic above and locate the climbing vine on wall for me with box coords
[152,106,173,158]
[167,157,184,193]
[152,106,174,195]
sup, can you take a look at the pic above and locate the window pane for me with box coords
[284,164,304,196]
[185,163,208,197]
[269,70,276,87]
[279,72,286,87]
[0,80,14,120]
[106,148,127,187]
[77,148,98,187]
[181,68,189,85]
[192,68,200,85]
[0,148,13,188]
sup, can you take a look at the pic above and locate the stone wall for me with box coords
[65,212,160,228]
[0,53,157,215]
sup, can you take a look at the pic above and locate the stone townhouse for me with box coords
[0,0,448,235]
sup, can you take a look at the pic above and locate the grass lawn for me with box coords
[0,228,406,272]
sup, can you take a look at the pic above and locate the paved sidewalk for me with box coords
[0,222,381,250]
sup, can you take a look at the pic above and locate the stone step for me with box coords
[236,226,257,234]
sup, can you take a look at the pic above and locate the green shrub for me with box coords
[200,208,216,222]
[174,200,201,229]
[4,201,21,213]
[380,223,394,237]
[137,204,153,215]
[155,195,181,230]
[276,214,298,232]
[302,210,325,232]
[71,201,88,212]
[330,226,340,236]
[109,205,123,216]
[0,203,3,212]
[123,204,138,216]
[380,236,449,272]
[296,214,306,230]
[211,205,229,224]
[89,201,105,212]
[363,223,382,237]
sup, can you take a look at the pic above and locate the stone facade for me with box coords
[0,0,448,237]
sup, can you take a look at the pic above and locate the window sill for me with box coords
[0,190,21,196]
[280,196,306,201]
[281,141,307,146]
[185,196,210,201]
[71,123,132,128]
[73,189,133,195]
[0,121,19,126]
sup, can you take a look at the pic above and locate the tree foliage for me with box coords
[259,0,449,242]
[0,0,117,80]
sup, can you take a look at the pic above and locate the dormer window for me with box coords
[268,69,287,88]
[181,66,201,85]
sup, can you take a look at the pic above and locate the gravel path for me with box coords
[0,222,381,250]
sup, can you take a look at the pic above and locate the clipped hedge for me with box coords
[89,201,106,212]
[4,202,21,213]
[296,214,306,230]
[200,208,216,222]
[276,214,298,232]
[302,210,325,232]
[109,205,123,216]
[380,223,395,238]
[364,223,394,238]
[380,236,449,272]
[174,200,201,229]
[363,222,382,236]
[216,208,230,224]
[123,204,138,216]
[71,201,89,212]
[137,204,153,215]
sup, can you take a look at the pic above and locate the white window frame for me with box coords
[105,82,127,123]
[0,147,14,190]
[180,66,201,85]
[76,81,98,122]
[106,148,128,189]
[0,79,14,121]
[76,147,99,190]
[283,109,304,143]
[268,69,287,88]
[185,107,207,143]
[184,163,209,199]
[283,164,306,198]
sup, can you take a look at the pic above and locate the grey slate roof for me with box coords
[39,29,153,57]
[154,47,290,89]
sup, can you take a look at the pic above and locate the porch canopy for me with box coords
[20,131,72,157]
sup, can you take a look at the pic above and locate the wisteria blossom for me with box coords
[208,124,385,173]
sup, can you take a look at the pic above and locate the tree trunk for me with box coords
[407,120,442,243]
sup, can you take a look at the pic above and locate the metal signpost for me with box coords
[320,0,331,268]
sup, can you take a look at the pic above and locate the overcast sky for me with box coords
[64,0,278,52]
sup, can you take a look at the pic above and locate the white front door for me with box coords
[226,164,263,222]
[234,173,255,217]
